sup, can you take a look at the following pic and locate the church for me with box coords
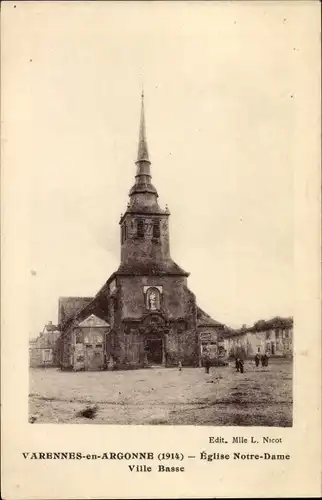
[58,94,225,371]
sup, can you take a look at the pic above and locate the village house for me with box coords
[57,94,224,371]
[197,308,227,365]
[223,317,293,359]
[29,321,61,367]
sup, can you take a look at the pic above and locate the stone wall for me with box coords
[103,276,198,368]
[117,275,189,320]
[120,214,170,265]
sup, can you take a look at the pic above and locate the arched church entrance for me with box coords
[142,313,168,366]
[145,335,163,365]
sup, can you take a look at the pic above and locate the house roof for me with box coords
[60,292,111,332]
[223,316,294,338]
[58,297,93,327]
[197,307,224,328]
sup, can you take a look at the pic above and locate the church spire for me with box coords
[128,92,158,205]
[136,90,150,163]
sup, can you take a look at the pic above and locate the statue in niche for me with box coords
[146,287,160,311]
[149,290,157,310]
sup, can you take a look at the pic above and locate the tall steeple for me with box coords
[137,90,149,163]
[128,92,159,208]
[117,93,189,278]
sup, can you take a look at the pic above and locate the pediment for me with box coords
[78,314,109,328]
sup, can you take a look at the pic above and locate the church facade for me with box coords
[58,95,223,370]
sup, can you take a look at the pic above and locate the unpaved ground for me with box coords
[29,359,292,426]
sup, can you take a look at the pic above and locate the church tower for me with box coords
[58,93,224,371]
[118,92,188,277]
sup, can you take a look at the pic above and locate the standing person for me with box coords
[255,353,260,367]
[235,356,240,372]
[261,354,265,367]
[178,360,182,371]
[239,358,244,373]
[264,352,269,367]
[203,350,211,374]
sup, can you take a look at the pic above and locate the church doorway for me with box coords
[145,337,163,365]
[84,344,104,371]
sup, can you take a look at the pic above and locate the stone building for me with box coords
[197,308,227,364]
[58,94,223,370]
[29,321,61,367]
[223,317,293,359]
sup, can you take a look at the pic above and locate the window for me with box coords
[153,220,160,238]
[43,349,52,362]
[137,219,144,238]
[121,224,127,244]
[75,330,83,343]
[96,344,103,348]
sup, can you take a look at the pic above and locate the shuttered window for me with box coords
[153,220,160,238]
[137,219,144,238]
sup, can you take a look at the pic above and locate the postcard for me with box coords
[1,1,321,498]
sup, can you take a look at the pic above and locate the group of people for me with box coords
[254,353,269,367]
[180,350,270,375]
[234,353,269,373]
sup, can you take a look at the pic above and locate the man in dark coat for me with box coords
[261,353,268,367]
[203,350,211,374]
[255,354,260,367]
[235,356,244,373]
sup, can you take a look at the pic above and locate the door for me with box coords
[85,344,104,371]
[145,337,163,364]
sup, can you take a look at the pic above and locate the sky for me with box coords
[3,1,309,335]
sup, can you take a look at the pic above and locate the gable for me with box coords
[77,314,110,328]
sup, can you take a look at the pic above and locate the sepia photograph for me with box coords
[25,2,295,427]
[3,2,321,499]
